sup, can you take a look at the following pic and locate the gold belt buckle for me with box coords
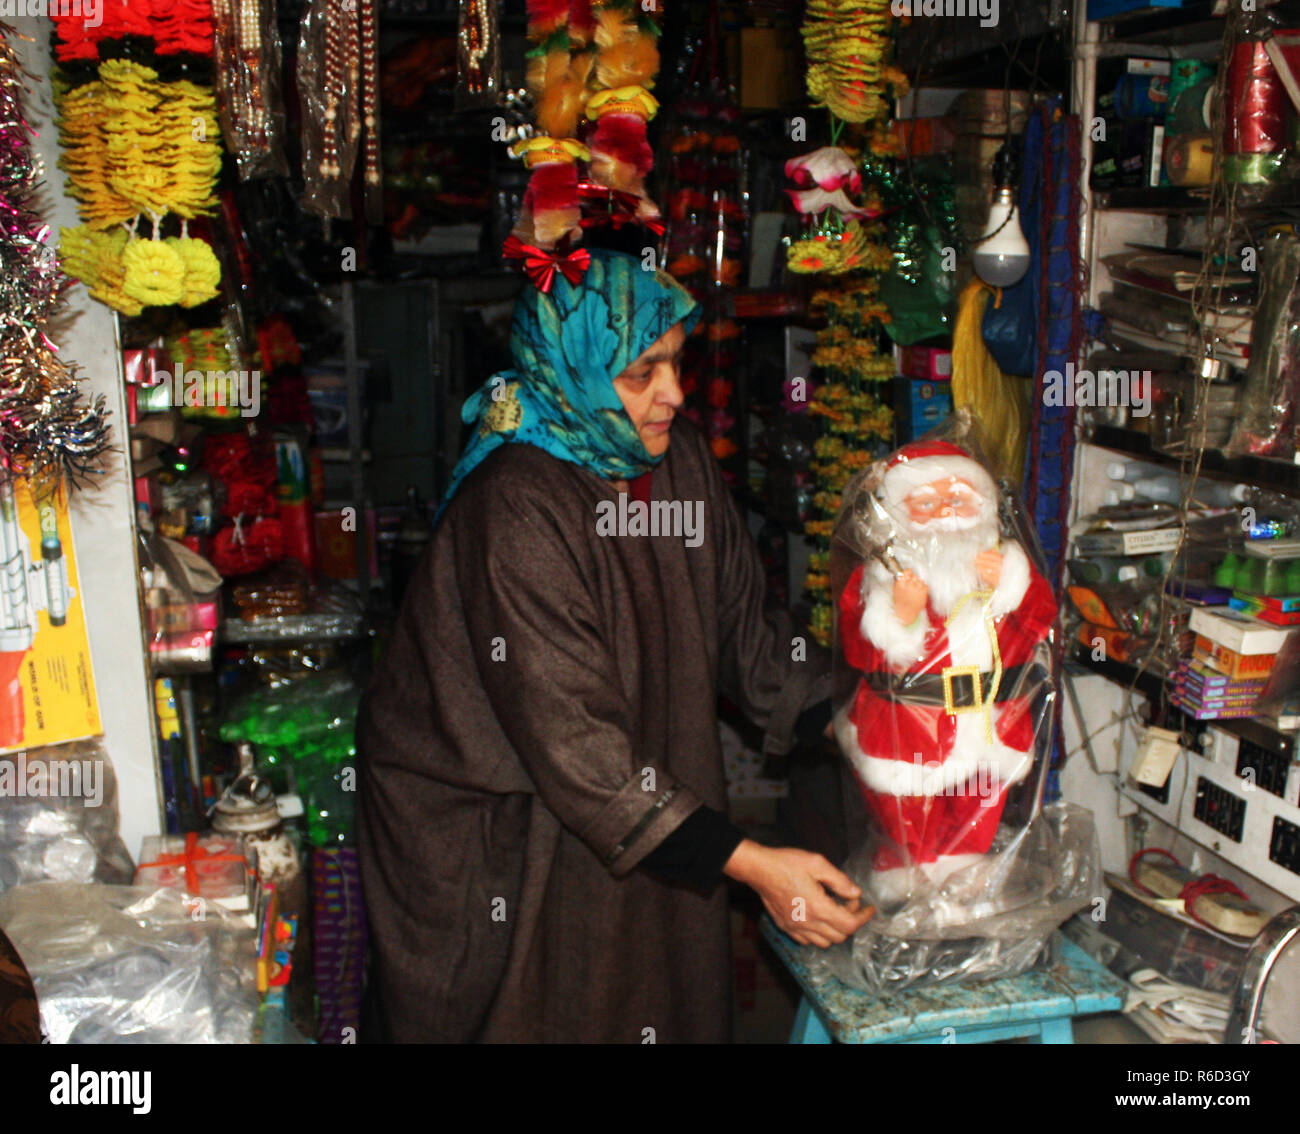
[942,665,983,715]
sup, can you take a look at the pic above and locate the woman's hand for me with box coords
[723,840,875,948]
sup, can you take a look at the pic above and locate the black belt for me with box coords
[863,663,1042,709]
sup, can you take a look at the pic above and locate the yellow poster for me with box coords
[0,476,101,754]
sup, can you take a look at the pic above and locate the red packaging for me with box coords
[1227,39,1287,154]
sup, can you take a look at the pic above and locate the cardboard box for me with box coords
[900,345,953,382]
[1189,607,1293,656]
[895,377,952,442]
[1193,635,1278,681]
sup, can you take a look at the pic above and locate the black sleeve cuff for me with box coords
[639,804,746,889]
[793,698,832,745]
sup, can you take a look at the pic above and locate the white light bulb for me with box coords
[972,187,1031,288]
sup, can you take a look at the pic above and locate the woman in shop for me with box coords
[356,248,873,1043]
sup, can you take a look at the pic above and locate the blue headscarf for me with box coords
[436,249,700,521]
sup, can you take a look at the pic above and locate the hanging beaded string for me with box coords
[460,0,491,96]
[239,0,268,152]
[320,0,343,179]
[344,0,361,149]
[360,0,380,190]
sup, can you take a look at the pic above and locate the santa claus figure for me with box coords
[834,439,1057,909]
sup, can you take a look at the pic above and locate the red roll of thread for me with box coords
[1226,39,1287,154]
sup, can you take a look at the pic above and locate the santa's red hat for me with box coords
[881,439,997,510]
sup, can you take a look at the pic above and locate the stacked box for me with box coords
[313,847,367,1044]
[1170,658,1267,720]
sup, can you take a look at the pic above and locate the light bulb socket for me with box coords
[992,138,1021,191]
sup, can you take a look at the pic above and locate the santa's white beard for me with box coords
[893,516,1001,615]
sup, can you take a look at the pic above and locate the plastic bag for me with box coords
[213,0,289,179]
[819,410,1098,991]
[0,883,259,1043]
[1227,230,1300,459]
[0,742,134,895]
[220,674,359,846]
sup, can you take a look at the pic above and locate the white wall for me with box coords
[12,20,161,860]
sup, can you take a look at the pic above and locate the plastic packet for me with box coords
[821,409,1097,991]
[0,742,134,896]
[1255,629,1300,725]
[223,566,363,642]
[0,882,258,1043]
[1228,230,1300,459]
[213,0,289,179]
[142,534,223,673]
[220,674,359,846]
[297,0,361,221]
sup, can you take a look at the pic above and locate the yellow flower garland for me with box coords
[55,59,222,314]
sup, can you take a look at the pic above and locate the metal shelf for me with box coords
[1069,650,1296,758]
[1086,425,1300,497]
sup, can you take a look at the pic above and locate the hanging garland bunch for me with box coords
[504,0,665,285]
[510,0,593,253]
[585,0,660,224]
[786,0,907,645]
[55,58,222,315]
[0,22,109,484]
[52,0,215,62]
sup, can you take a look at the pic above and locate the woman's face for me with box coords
[612,323,686,459]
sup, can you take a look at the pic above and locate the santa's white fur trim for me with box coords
[836,702,1034,797]
[867,854,986,906]
[988,540,1032,618]
[859,561,930,669]
[882,454,996,511]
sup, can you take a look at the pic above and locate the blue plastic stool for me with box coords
[761,919,1126,1045]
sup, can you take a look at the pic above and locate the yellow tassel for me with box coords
[951,278,1028,481]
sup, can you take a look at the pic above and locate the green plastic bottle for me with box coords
[1214,553,1240,589]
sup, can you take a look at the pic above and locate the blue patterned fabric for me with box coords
[1021,97,1083,803]
[436,249,700,520]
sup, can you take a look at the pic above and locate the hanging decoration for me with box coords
[508,0,593,256]
[212,0,290,180]
[789,0,907,646]
[298,0,383,223]
[585,0,661,225]
[53,53,223,317]
[0,22,109,486]
[51,0,215,62]
[503,0,665,279]
[660,6,745,475]
[456,0,502,109]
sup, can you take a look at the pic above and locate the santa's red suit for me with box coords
[833,441,1057,905]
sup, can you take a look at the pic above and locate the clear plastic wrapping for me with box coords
[219,674,359,846]
[297,0,361,221]
[213,0,290,179]
[1228,230,1300,459]
[0,742,134,895]
[221,565,364,642]
[0,883,259,1043]
[820,411,1098,991]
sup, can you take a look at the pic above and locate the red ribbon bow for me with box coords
[502,235,592,292]
[576,181,666,235]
